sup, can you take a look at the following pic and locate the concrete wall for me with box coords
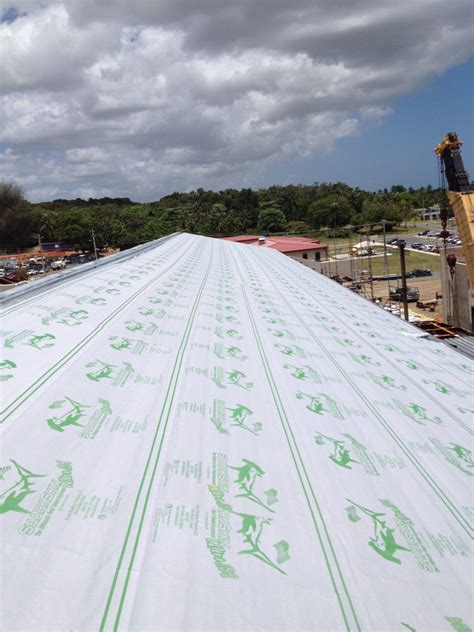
[288,248,328,262]
[290,255,356,278]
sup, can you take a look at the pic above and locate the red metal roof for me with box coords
[221,235,328,253]
[221,235,259,242]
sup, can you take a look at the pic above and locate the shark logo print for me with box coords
[371,374,407,391]
[0,359,16,381]
[314,433,359,469]
[24,333,56,350]
[450,444,474,470]
[296,391,344,420]
[207,455,288,578]
[283,363,321,383]
[395,401,443,425]
[349,353,381,367]
[234,512,286,575]
[275,344,306,358]
[227,370,252,390]
[229,460,275,513]
[0,460,46,515]
[109,338,133,351]
[74,296,107,306]
[42,309,89,327]
[3,330,55,350]
[422,379,467,397]
[213,344,247,361]
[225,329,242,339]
[212,368,253,390]
[435,442,474,476]
[46,397,91,432]
[214,327,243,340]
[86,360,116,382]
[125,321,145,332]
[345,499,410,564]
[225,346,247,360]
[227,405,262,435]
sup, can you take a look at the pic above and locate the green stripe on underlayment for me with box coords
[279,254,469,388]
[100,241,214,632]
[0,237,200,424]
[245,247,472,539]
[251,249,472,538]
[273,254,472,436]
[0,234,186,317]
[265,255,473,437]
[227,244,361,632]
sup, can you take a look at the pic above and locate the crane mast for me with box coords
[434,133,474,287]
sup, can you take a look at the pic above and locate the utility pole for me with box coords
[398,240,409,321]
[381,220,389,277]
[366,229,374,301]
[91,229,98,260]
[331,202,339,277]
[37,233,46,275]
[348,228,356,281]
[381,219,391,304]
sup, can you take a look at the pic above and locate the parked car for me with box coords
[4,271,19,283]
[417,230,429,236]
[410,243,423,249]
[389,286,420,302]
[407,269,433,278]
[387,238,400,245]
[50,259,66,270]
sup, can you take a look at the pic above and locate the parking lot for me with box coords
[0,253,98,285]
[386,230,462,256]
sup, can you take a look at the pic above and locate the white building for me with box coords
[417,205,441,221]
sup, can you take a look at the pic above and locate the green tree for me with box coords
[307,194,353,230]
[286,220,312,235]
[257,201,287,233]
[55,208,94,251]
[361,199,401,231]
[237,206,258,231]
[0,181,40,247]
[208,203,229,234]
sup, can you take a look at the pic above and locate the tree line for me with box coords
[0,180,442,253]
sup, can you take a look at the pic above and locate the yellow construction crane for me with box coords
[434,132,474,285]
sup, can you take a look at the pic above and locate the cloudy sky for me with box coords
[1,0,473,202]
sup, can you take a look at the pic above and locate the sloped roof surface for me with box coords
[1,233,472,631]
[223,235,327,252]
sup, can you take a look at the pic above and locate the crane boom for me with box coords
[435,132,474,286]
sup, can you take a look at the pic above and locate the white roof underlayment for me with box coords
[0,232,472,631]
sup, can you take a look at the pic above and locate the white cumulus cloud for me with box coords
[0,0,472,200]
